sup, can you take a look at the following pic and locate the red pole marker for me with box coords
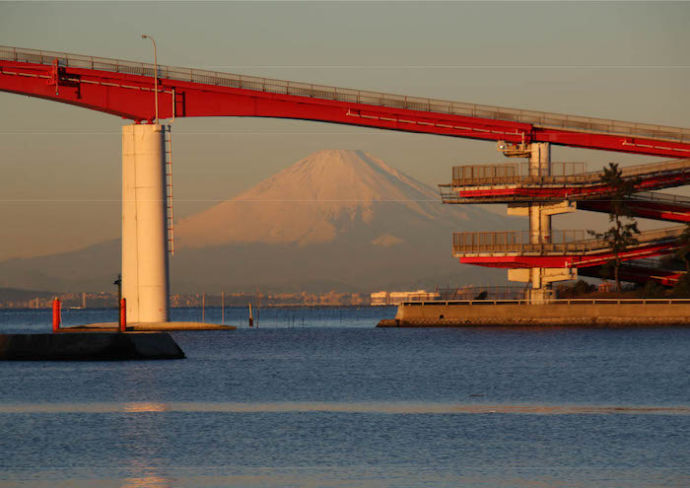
[52,298,61,332]
[120,298,127,332]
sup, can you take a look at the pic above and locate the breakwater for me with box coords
[378,299,690,327]
[0,332,185,360]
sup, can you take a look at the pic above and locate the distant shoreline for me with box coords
[0,304,395,311]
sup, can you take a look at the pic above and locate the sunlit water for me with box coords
[1,307,688,487]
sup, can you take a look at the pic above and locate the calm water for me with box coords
[0,307,688,487]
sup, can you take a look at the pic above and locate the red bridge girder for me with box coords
[579,199,690,223]
[450,173,690,201]
[579,263,684,287]
[459,241,677,269]
[2,55,690,158]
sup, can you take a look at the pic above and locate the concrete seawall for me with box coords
[0,333,186,360]
[377,300,690,327]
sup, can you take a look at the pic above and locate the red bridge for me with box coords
[2,45,689,157]
[440,148,690,295]
[2,45,690,305]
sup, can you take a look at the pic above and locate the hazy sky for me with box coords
[1,1,689,260]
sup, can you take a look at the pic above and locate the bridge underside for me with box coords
[578,196,690,223]
[579,262,684,287]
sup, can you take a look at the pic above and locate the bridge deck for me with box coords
[2,45,688,144]
[2,45,690,157]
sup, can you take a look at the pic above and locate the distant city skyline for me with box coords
[1,1,688,260]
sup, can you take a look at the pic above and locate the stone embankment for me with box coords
[377,299,690,328]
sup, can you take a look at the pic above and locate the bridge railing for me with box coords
[630,191,690,206]
[439,158,690,196]
[619,158,690,178]
[446,162,588,186]
[2,45,690,144]
[452,226,684,256]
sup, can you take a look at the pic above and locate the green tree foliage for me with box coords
[674,223,690,272]
[556,280,596,298]
[589,162,640,292]
[638,279,666,299]
[670,272,690,298]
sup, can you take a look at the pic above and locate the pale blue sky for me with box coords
[1,1,689,259]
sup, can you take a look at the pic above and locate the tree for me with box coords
[639,279,665,299]
[671,272,690,298]
[589,162,640,292]
[674,223,690,272]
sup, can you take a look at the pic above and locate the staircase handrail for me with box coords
[453,225,684,255]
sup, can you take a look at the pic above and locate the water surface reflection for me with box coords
[1,402,688,415]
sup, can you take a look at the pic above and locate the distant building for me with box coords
[370,290,440,306]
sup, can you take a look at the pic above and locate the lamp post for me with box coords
[141,34,159,124]
[113,273,122,327]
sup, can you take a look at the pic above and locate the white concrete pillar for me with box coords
[528,143,551,298]
[504,143,579,303]
[122,124,170,323]
[528,142,552,245]
[529,209,543,244]
[529,142,551,177]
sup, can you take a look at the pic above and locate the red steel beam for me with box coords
[0,60,528,139]
[533,127,690,159]
[448,172,690,201]
[2,59,690,158]
[580,264,684,287]
[579,199,690,223]
[458,241,677,269]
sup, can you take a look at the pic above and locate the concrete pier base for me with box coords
[378,301,690,328]
[0,333,185,360]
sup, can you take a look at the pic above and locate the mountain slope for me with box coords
[0,150,518,292]
[176,149,505,249]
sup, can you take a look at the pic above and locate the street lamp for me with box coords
[141,34,159,124]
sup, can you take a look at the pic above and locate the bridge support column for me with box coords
[122,124,170,323]
[528,142,552,245]
[503,142,577,303]
[508,199,577,302]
